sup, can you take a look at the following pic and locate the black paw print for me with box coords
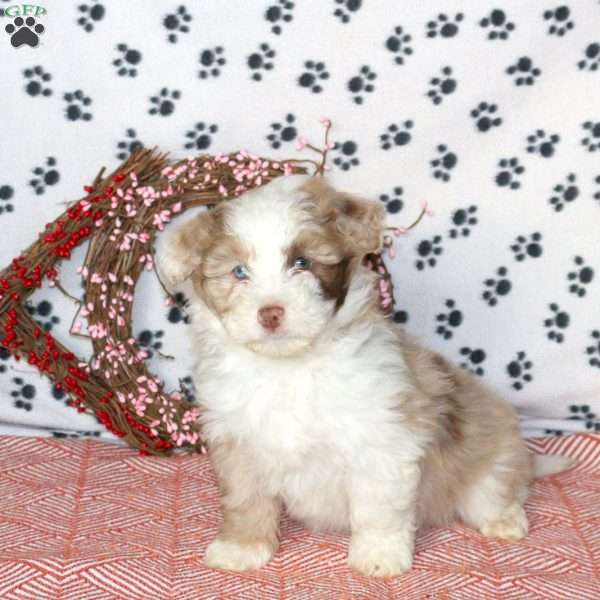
[595,175,600,205]
[436,299,463,339]
[482,266,511,306]
[426,66,457,105]
[479,9,515,40]
[298,60,329,92]
[23,66,52,97]
[426,13,463,38]
[29,157,59,195]
[526,130,560,158]
[581,121,600,152]
[587,331,600,369]
[76,2,105,32]
[332,140,360,171]
[265,0,294,35]
[544,303,570,343]
[430,144,457,182]
[198,47,226,79]
[11,377,35,411]
[26,300,60,331]
[415,236,443,270]
[52,430,101,439]
[578,42,600,71]
[184,122,218,151]
[248,43,276,82]
[0,347,11,373]
[449,206,477,238]
[136,329,164,359]
[506,57,541,86]
[568,404,600,431]
[507,351,533,390]
[348,65,376,105]
[379,186,404,214]
[495,158,525,190]
[460,347,486,376]
[333,0,362,24]
[63,90,92,121]
[0,185,14,216]
[149,88,181,116]
[51,383,67,403]
[113,44,142,77]
[116,128,143,161]
[549,173,578,211]
[510,232,543,262]
[167,292,190,324]
[543,5,574,36]
[179,375,196,403]
[163,5,191,43]
[393,310,409,324]
[4,16,44,48]
[471,102,502,132]
[267,113,297,149]
[385,25,413,65]
[567,256,594,297]
[380,121,413,150]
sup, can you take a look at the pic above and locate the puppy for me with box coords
[158,175,570,577]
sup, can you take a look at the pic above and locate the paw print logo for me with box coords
[567,256,594,297]
[298,60,329,92]
[436,300,463,340]
[265,0,294,35]
[506,57,541,86]
[163,5,192,43]
[23,66,52,97]
[113,44,142,77]
[26,300,60,331]
[526,130,560,158]
[549,173,578,211]
[167,292,190,324]
[507,352,533,390]
[427,66,457,105]
[510,232,543,262]
[248,44,276,81]
[581,121,600,152]
[184,122,218,151]
[4,16,44,48]
[426,13,463,39]
[63,90,92,121]
[379,186,404,214]
[380,121,414,150]
[76,2,105,33]
[479,9,515,40]
[430,145,457,182]
[149,88,181,116]
[482,266,511,306]
[577,43,600,71]
[198,47,226,79]
[136,330,164,359]
[544,303,570,343]
[415,236,443,270]
[543,5,574,36]
[449,206,477,238]
[332,140,360,171]
[568,404,600,431]
[0,185,15,216]
[495,158,525,190]
[29,157,59,195]
[334,0,362,24]
[179,376,197,403]
[347,65,376,105]
[385,25,413,65]
[587,331,600,369]
[267,114,297,149]
[460,347,486,376]
[393,309,409,324]
[11,377,35,411]
[471,102,502,132]
[116,128,143,161]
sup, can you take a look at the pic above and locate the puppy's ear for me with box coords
[301,177,384,256]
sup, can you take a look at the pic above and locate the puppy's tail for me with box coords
[532,454,575,478]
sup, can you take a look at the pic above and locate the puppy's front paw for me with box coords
[348,530,414,577]
[204,537,275,571]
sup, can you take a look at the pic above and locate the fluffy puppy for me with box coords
[158,175,570,577]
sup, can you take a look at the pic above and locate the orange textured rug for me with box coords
[0,434,599,600]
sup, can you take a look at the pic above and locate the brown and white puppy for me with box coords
[158,175,571,577]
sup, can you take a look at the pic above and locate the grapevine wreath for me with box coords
[0,122,426,456]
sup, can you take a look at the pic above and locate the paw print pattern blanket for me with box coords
[0,1,599,441]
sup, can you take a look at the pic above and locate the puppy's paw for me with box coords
[348,530,414,577]
[480,503,528,541]
[204,538,275,571]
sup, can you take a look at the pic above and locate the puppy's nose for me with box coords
[258,305,285,332]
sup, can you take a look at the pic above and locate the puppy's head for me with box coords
[159,175,383,357]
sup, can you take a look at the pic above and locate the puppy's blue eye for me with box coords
[232,265,250,280]
[293,257,311,270]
